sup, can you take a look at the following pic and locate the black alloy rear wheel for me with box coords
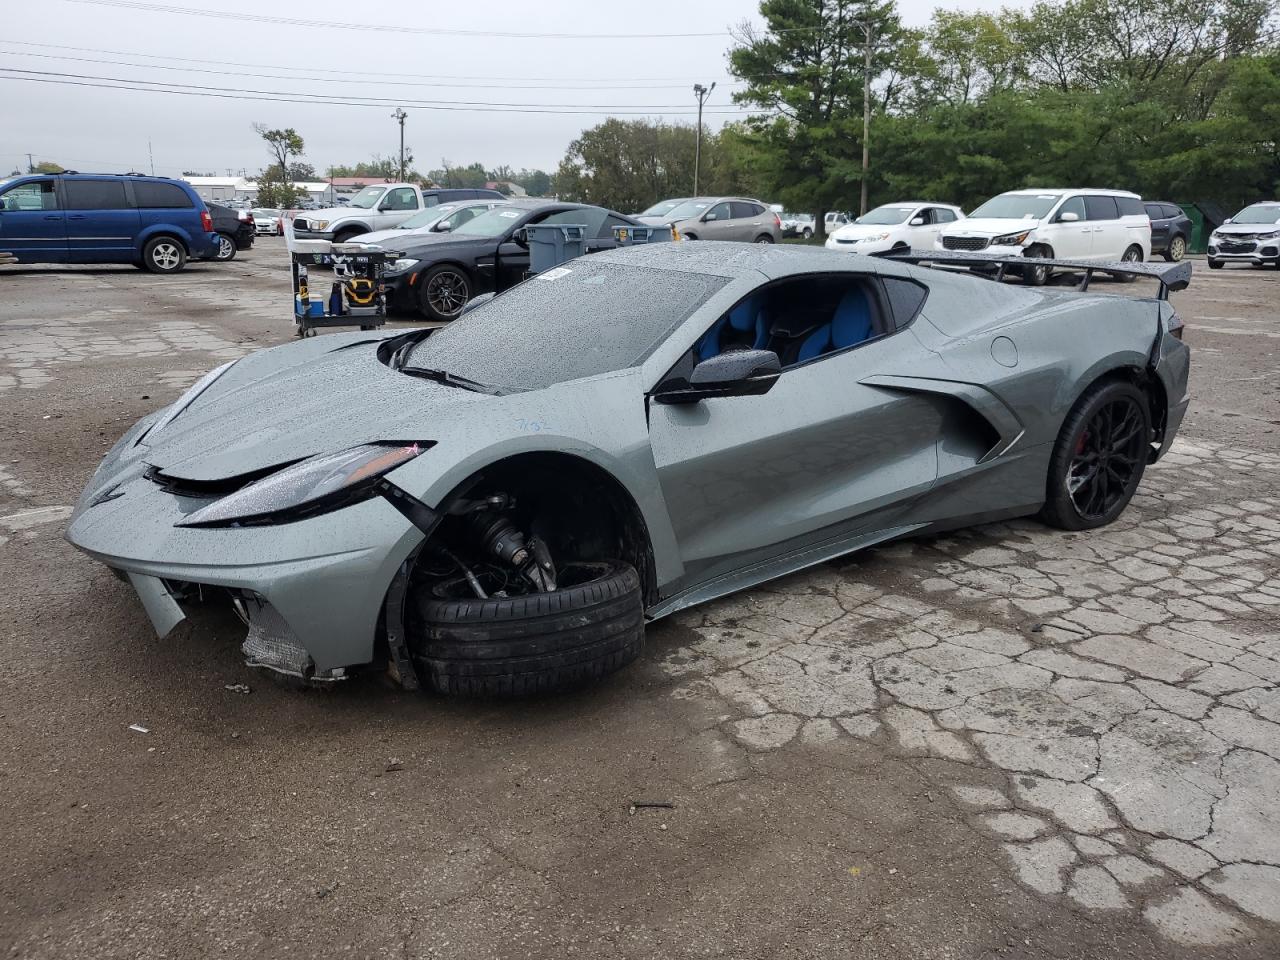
[1041,380,1151,531]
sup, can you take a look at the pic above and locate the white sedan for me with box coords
[347,200,505,247]
[825,202,965,254]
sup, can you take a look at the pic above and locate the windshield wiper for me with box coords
[401,367,500,395]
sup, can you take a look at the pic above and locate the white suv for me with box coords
[936,188,1151,285]
[826,201,965,254]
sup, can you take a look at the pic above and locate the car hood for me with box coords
[942,218,1041,236]
[393,233,490,258]
[139,333,492,481]
[1214,221,1280,235]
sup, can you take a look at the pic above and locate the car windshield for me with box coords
[1232,204,1280,225]
[253,208,280,216]
[397,205,457,229]
[858,206,916,225]
[347,185,386,209]
[405,261,727,392]
[640,199,686,216]
[451,206,528,237]
[969,194,1061,220]
[664,199,714,220]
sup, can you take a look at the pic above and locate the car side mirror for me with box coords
[434,220,453,232]
[1059,211,1079,222]
[654,349,782,405]
[1223,217,1233,224]
[510,226,528,246]
[703,212,717,222]
[909,217,924,226]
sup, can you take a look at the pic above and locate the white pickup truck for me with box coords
[291,184,504,243]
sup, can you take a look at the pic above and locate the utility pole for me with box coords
[858,19,876,217]
[27,153,34,173]
[392,107,408,180]
[148,140,155,176]
[692,82,715,196]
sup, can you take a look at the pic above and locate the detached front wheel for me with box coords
[412,561,645,696]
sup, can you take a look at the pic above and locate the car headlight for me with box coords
[177,442,430,528]
[992,231,1031,246]
[389,258,420,274]
[310,220,328,231]
[1257,230,1280,240]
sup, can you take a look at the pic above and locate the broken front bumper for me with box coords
[66,459,425,675]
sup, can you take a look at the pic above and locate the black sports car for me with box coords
[203,202,255,262]
[380,200,643,321]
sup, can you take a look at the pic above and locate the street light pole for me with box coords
[859,20,875,217]
[392,107,408,180]
[692,81,716,196]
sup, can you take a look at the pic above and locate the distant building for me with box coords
[486,180,528,197]
[182,176,335,204]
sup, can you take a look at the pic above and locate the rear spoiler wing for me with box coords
[882,249,1192,301]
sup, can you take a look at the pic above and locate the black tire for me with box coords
[1208,259,1223,269]
[332,228,363,245]
[418,264,472,321]
[1112,245,1142,282]
[802,227,813,240]
[1162,234,1186,262]
[1041,379,1151,531]
[413,560,645,696]
[141,236,186,274]
[213,233,237,262]
[682,232,698,241]
[754,234,775,244]
[1021,248,1051,286]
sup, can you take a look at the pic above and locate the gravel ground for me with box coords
[1,241,1279,959]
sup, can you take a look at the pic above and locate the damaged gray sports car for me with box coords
[66,243,1191,695]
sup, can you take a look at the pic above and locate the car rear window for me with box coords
[1116,196,1144,217]
[64,179,128,210]
[134,181,194,208]
[405,261,727,392]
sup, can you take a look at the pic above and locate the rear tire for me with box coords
[1208,259,1223,269]
[1040,379,1150,531]
[141,237,186,274]
[754,234,775,244]
[1112,245,1142,282]
[213,233,237,262]
[802,227,813,240]
[412,561,645,696]
[1163,235,1186,262]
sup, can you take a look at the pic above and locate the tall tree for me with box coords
[252,124,305,174]
[729,0,905,234]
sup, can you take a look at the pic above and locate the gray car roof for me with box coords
[591,239,878,279]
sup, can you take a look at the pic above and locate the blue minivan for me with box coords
[0,173,220,273]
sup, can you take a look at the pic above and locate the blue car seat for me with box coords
[696,296,769,361]
[795,286,875,363]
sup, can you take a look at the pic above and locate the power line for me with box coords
[0,47,749,91]
[0,39,751,84]
[0,70,758,116]
[0,67,757,111]
[67,0,740,39]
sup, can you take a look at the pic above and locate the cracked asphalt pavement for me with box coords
[1,243,1279,959]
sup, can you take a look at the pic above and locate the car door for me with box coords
[647,278,943,580]
[1047,195,1092,259]
[729,201,764,241]
[0,178,67,262]
[698,201,734,240]
[1083,195,1122,259]
[908,207,940,246]
[1144,203,1168,250]
[374,187,419,228]
[62,178,140,262]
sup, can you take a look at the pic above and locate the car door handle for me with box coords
[68,214,87,220]
[44,214,62,220]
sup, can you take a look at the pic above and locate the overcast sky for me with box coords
[2,0,1029,179]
